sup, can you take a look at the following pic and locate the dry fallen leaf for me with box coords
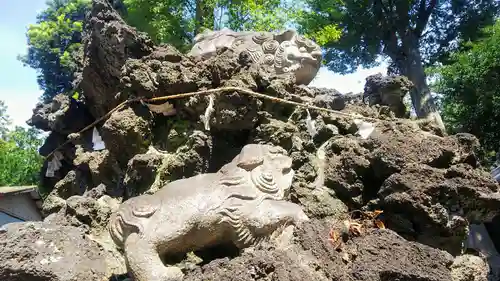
[328,229,342,249]
[145,101,177,116]
[353,118,375,139]
[343,220,363,237]
[364,209,384,219]
[373,209,383,217]
[350,223,363,236]
[374,219,386,229]
[305,109,317,137]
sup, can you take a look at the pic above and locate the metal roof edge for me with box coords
[0,185,38,197]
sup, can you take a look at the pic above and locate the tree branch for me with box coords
[415,0,437,36]
[376,0,399,32]
[394,0,411,36]
[377,0,391,17]
[374,0,396,37]
[374,0,402,59]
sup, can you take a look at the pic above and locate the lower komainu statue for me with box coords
[108,144,309,281]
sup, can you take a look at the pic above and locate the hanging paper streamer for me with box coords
[145,101,177,116]
[45,151,63,178]
[92,127,106,151]
[305,109,317,138]
[200,95,215,131]
[313,139,330,190]
[353,118,375,139]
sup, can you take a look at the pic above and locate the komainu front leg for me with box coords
[246,199,309,234]
[124,233,184,281]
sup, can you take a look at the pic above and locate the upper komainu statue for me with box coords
[188,28,323,85]
[108,144,309,281]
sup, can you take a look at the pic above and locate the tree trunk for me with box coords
[399,34,446,133]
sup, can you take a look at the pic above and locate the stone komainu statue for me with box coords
[188,28,323,85]
[108,144,309,281]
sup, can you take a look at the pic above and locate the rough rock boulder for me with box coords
[0,222,125,281]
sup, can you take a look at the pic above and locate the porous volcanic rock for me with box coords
[13,0,500,280]
[0,221,124,281]
[182,220,455,281]
[363,73,413,118]
[451,254,490,281]
[296,219,454,281]
[27,94,94,135]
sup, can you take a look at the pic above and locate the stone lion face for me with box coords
[274,35,322,85]
[189,29,322,86]
[235,144,294,199]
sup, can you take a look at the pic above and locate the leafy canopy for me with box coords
[296,0,499,125]
[0,103,44,186]
[296,0,500,74]
[19,0,90,102]
[430,20,500,156]
[122,0,300,51]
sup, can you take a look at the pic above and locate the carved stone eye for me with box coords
[244,47,264,63]
[231,39,245,48]
[131,203,157,218]
[252,168,279,194]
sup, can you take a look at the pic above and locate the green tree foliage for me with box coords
[223,0,299,32]
[0,104,44,186]
[121,0,299,51]
[297,0,500,124]
[19,0,91,102]
[0,101,11,138]
[430,20,500,156]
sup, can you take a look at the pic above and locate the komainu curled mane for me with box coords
[107,144,309,281]
[188,28,323,85]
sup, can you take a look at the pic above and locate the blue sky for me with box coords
[0,0,387,129]
[0,0,47,128]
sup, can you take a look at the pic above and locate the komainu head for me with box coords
[220,144,294,200]
[188,28,322,85]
